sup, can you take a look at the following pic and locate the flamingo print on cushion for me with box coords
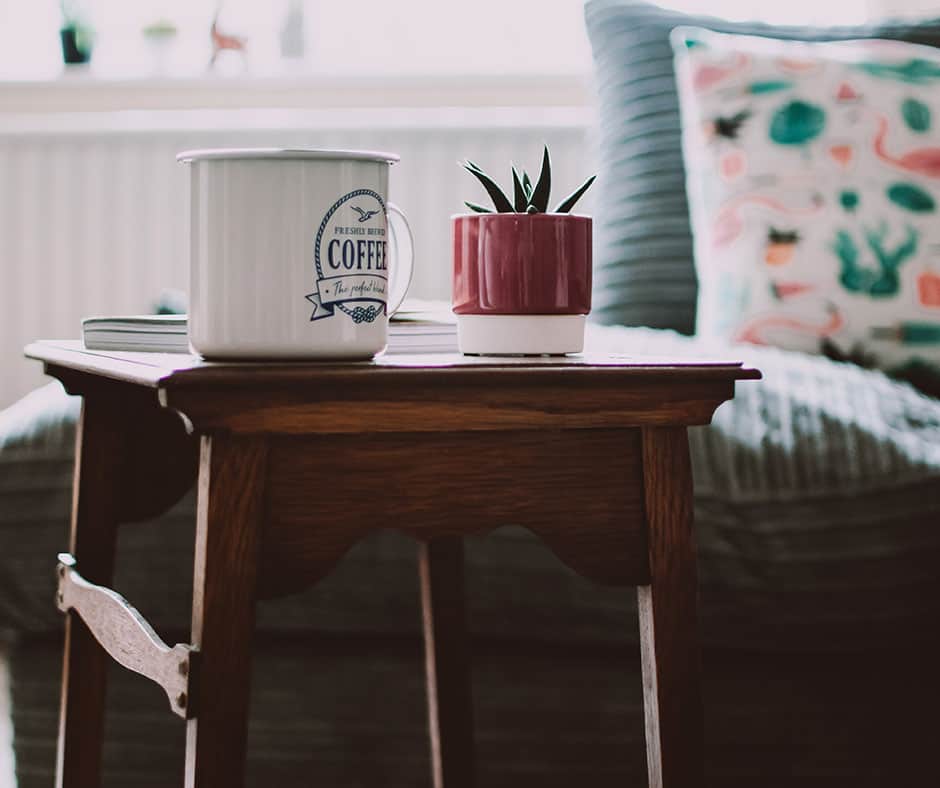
[735,303,844,348]
[712,192,823,248]
[873,114,940,178]
[673,27,940,373]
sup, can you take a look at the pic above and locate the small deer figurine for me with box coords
[209,8,246,68]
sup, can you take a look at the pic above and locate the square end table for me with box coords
[25,341,759,788]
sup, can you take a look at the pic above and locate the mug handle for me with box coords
[386,203,415,316]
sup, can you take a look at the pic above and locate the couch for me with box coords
[2,322,939,787]
[2,2,940,785]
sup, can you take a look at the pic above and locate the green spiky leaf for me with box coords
[554,174,596,213]
[522,171,533,200]
[462,163,513,213]
[528,146,552,212]
[464,201,493,213]
[511,166,528,212]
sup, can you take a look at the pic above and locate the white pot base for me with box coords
[457,314,586,355]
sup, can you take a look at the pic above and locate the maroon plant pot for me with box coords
[453,213,592,313]
[452,213,592,354]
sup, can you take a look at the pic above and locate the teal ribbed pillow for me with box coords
[585,0,940,334]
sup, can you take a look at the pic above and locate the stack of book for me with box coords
[387,300,458,354]
[81,300,457,356]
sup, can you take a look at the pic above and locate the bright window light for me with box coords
[0,0,591,79]
[0,0,894,81]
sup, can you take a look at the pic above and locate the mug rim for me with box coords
[176,147,400,164]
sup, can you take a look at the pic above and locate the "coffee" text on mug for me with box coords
[326,238,388,272]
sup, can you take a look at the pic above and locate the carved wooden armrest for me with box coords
[56,553,197,719]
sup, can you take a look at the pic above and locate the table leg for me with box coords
[55,400,123,788]
[419,537,475,788]
[185,435,266,788]
[637,426,704,788]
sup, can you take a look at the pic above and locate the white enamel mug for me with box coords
[177,148,414,359]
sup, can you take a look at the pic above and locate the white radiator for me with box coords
[0,108,593,407]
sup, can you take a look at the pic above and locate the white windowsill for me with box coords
[0,106,595,137]
[0,72,594,114]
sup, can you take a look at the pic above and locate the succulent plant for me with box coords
[462,145,596,215]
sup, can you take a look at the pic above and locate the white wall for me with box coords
[0,105,594,408]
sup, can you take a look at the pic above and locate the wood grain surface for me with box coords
[185,435,266,788]
[27,341,759,436]
[162,378,736,434]
[55,399,123,788]
[420,539,475,788]
[637,427,703,788]
[26,340,758,389]
[259,428,647,599]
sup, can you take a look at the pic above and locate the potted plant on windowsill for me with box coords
[453,146,595,355]
[142,18,178,73]
[59,1,94,65]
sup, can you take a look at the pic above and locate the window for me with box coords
[0,1,920,82]
[0,0,592,79]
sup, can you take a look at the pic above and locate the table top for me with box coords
[26,340,761,432]
[26,340,761,390]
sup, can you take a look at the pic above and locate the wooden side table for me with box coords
[25,341,759,788]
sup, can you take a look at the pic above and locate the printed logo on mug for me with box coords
[307,188,390,325]
[177,148,414,359]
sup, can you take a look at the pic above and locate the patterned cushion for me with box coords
[672,29,940,378]
[584,0,940,335]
